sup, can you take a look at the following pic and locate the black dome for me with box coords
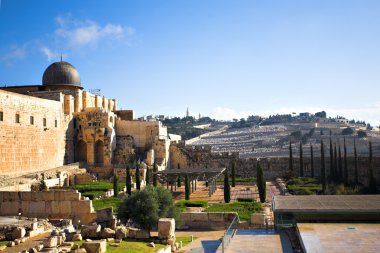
[42,61,81,88]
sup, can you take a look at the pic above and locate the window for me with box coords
[0,111,3,121]
[55,120,58,128]
[43,118,46,127]
[15,114,20,123]
[30,116,34,125]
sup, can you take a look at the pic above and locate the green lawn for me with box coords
[205,202,262,221]
[93,197,124,211]
[176,236,198,247]
[74,180,126,192]
[0,241,9,246]
[75,240,166,253]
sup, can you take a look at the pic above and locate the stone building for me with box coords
[0,60,175,176]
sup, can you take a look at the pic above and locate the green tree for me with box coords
[231,160,236,187]
[329,136,334,183]
[342,127,355,135]
[118,186,180,231]
[334,143,338,182]
[257,162,266,203]
[338,143,343,182]
[145,167,150,186]
[113,174,118,197]
[344,138,348,186]
[321,139,326,193]
[299,142,304,177]
[126,165,132,195]
[357,130,367,138]
[289,141,294,173]
[310,144,314,178]
[185,175,190,200]
[368,141,377,193]
[153,160,158,187]
[354,139,359,185]
[135,161,141,190]
[224,172,231,203]
[177,177,181,187]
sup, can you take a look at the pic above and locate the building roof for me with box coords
[42,61,82,88]
[273,195,380,213]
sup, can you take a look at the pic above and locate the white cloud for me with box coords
[1,44,26,61]
[54,15,130,48]
[40,46,55,60]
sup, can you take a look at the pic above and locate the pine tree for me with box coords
[344,137,348,186]
[321,139,326,193]
[153,160,158,187]
[299,142,304,177]
[368,141,377,193]
[113,174,118,197]
[231,160,236,187]
[338,143,343,182]
[224,172,231,203]
[257,162,266,203]
[289,141,294,173]
[126,165,132,195]
[354,139,359,185]
[329,136,334,182]
[185,175,190,200]
[310,144,314,178]
[135,161,141,190]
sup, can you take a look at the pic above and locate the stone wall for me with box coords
[0,190,96,224]
[181,212,237,229]
[0,90,68,175]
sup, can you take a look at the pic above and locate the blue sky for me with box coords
[1,1,380,125]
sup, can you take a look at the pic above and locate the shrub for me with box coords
[175,200,208,211]
[236,197,256,202]
[342,127,354,135]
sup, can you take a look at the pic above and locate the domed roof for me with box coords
[42,61,82,88]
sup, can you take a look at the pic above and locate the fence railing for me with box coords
[216,215,240,253]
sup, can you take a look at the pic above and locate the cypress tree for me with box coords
[135,161,141,190]
[113,174,118,197]
[153,160,158,187]
[338,143,343,182]
[329,136,334,182]
[177,163,180,170]
[354,139,359,185]
[289,141,294,173]
[299,142,304,177]
[334,143,338,182]
[344,137,348,186]
[257,162,266,203]
[310,144,314,178]
[177,177,181,187]
[145,167,150,186]
[185,175,190,200]
[321,139,326,193]
[126,165,132,195]
[231,160,236,187]
[224,172,231,203]
[368,141,377,193]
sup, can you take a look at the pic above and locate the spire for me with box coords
[60,53,63,62]
[186,107,189,117]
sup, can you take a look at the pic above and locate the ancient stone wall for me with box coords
[0,190,96,224]
[181,212,237,229]
[0,90,69,175]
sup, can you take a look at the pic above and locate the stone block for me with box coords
[12,227,26,239]
[44,236,58,248]
[82,241,107,253]
[7,241,15,247]
[100,228,115,239]
[14,239,21,245]
[21,201,30,214]
[72,234,83,242]
[40,248,58,253]
[180,213,191,223]
[208,213,224,222]
[57,235,64,245]
[250,213,265,225]
[59,201,72,215]
[28,247,38,253]
[29,201,46,215]
[0,245,6,251]
[20,192,32,201]
[158,218,175,239]
[81,225,101,238]
[96,207,113,222]
[50,201,61,215]
[79,213,97,225]
[1,201,20,215]
[135,229,150,239]
[28,229,42,238]
[72,248,87,253]
[31,222,38,231]
[190,212,208,222]
[35,244,44,251]
[64,192,80,201]
[127,228,137,239]
[115,227,127,240]
[223,212,237,222]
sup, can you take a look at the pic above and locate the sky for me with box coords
[1,0,380,125]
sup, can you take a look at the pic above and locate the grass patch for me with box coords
[175,200,208,212]
[236,197,256,202]
[0,241,9,246]
[205,202,262,221]
[286,177,322,195]
[74,240,166,253]
[93,197,124,212]
[74,180,126,192]
[176,236,198,247]
[82,191,107,200]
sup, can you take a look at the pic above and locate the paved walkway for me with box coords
[174,230,225,253]
[225,230,293,253]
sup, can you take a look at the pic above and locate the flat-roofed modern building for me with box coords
[273,195,380,229]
